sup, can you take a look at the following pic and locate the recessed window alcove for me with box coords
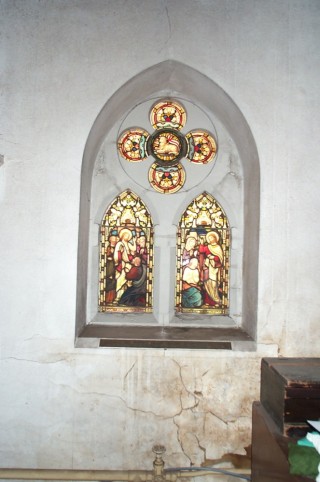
[75,60,260,350]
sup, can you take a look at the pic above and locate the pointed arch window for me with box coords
[75,61,260,349]
[99,190,154,313]
[176,192,230,315]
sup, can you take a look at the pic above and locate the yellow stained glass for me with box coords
[150,99,186,130]
[118,128,149,162]
[99,190,153,313]
[175,192,230,315]
[151,131,182,162]
[186,130,217,164]
[117,99,217,194]
[148,163,185,194]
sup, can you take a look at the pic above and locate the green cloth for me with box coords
[288,442,320,478]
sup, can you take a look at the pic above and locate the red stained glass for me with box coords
[118,128,149,162]
[99,191,154,313]
[150,100,186,130]
[176,192,230,315]
[148,163,185,194]
[186,130,217,164]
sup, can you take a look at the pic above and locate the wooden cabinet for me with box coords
[251,402,312,481]
[260,358,320,437]
[252,358,320,481]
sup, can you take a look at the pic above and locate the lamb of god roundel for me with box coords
[117,100,217,194]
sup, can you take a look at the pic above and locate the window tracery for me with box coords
[117,99,217,194]
[101,102,228,316]
[76,61,260,348]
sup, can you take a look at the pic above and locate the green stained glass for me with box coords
[186,130,217,164]
[150,99,186,130]
[99,190,153,313]
[148,163,185,194]
[117,99,217,194]
[176,192,230,315]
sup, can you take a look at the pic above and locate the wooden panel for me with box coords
[284,398,320,422]
[260,358,320,436]
[251,402,311,482]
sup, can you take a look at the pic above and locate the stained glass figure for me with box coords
[117,99,217,193]
[148,163,186,194]
[99,190,153,313]
[176,192,230,315]
[186,130,217,164]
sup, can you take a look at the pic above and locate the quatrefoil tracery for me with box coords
[117,99,217,194]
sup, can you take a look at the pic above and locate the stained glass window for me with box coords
[117,99,217,194]
[176,192,230,315]
[99,190,154,313]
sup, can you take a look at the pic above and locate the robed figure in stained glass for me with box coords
[199,231,224,306]
[176,193,230,315]
[99,191,153,313]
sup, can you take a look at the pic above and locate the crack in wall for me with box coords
[124,361,136,380]
[171,359,206,465]
[164,3,172,43]
[16,355,254,467]
[173,416,193,466]
[207,410,228,425]
[157,0,172,54]
[172,359,200,409]
[168,359,252,465]
[3,356,67,364]
[195,434,206,461]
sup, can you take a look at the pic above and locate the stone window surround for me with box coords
[75,60,260,350]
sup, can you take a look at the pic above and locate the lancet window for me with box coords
[176,192,230,315]
[98,190,154,313]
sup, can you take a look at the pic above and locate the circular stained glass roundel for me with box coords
[148,163,186,194]
[118,128,149,162]
[150,100,187,130]
[150,130,181,163]
[186,130,217,164]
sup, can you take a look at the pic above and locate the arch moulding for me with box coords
[75,60,260,350]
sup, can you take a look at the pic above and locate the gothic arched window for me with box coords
[76,61,260,349]
[176,192,230,314]
[99,190,154,313]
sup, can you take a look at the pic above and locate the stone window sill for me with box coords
[75,324,255,350]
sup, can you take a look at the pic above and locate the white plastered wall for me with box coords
[1,0,320,474]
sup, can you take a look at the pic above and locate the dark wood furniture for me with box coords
[260,358,320,437]
[251,358,320,481]
[251,402,312,481]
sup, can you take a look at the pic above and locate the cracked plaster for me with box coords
[1,0,320,478]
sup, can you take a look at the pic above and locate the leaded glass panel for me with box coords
[176,192,230,315]
[99,190,153,313]
[117,99,217,194]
